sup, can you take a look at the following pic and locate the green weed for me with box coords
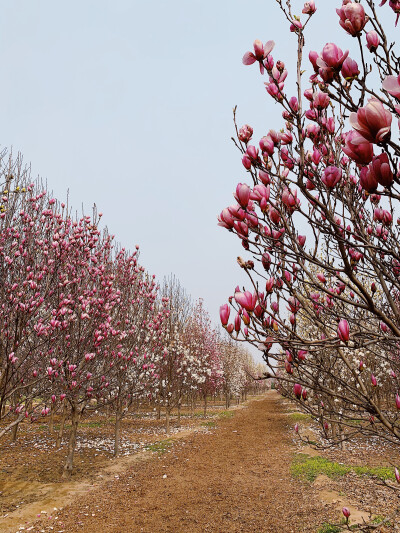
[317,523,341,533]
[218,410,235,419]
[291,454,394,483]
[288,412,311,422]
[200,420,216,428]
[145,439,173,454]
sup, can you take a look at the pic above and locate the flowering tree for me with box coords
[153,275,194,433]
[218,0,400,454]
[218,337,247,408]
[0,173,68,440]
[107,247,163,456]
[183,299,223,415]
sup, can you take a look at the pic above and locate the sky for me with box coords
[0,1,396,361]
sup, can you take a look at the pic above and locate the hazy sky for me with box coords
[0,1,395,360]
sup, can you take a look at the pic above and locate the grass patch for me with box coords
[218,410,235,419]
[145,439,173,454]
[81,421,106,428]
[317,523,341,533]
[288,412,311,422]
[292,454,395,483]
[200,420,216,428]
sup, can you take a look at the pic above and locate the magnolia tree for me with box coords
[183,299,223,415]
[218,0,400,457]
[107,247,164,456]
[218,337,248,408]
[0,172,68,439]
[152,275,194,432]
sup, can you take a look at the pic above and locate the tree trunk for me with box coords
[166,408,170,434]
[11,421,19,442]
[203,394,207,417]
[157,404,161,420]
[49,408,54,433]
[114,404,123,457]
[177,401,181,426]
[190,396,195,417]
[62,404,81,479]
[56,404,67,448]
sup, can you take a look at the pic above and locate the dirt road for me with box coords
[30,392,334,532]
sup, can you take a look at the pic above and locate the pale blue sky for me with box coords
[0,1,395,359]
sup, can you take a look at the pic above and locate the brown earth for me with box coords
[26,391,336,533]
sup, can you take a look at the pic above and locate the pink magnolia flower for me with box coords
[396,467,400,483]
[234,291,256,312]
[282,188,299,212]
[234,183,251,208]
[337,2,368,36]
[313,91,330,109]
[338,319,350,342]
[380,0,400,26]
[350,98,392,144]
[293,383,302,398]
[342,130,374,165]
[265,277,274,293]
[342,507,351,519]
[298,350,307,361]
[242,309,250,325]
[371,374,377,387]
[316,43,349,70]
[238,124,253,143]
[219,304,230,326]
[243,40,275,74]
[366,30,380,51]
[341,57,359,80]
[289,96,299,112]
[322,166,342,188]
[382,73,400,99]
[302,1,316,15]
[262,252,271,270]
[298,235,306,247]
[396,393,400,409]
[218,208,235,229]
[368,153,394,188]
[359,166,378,192]
[290,20,303,33]
[234,313,241,332]
[259,135,275,156]
[250,184,270,203]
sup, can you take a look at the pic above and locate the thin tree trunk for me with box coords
[62,404,81,479]
[166,408,170,434]
[204,394,207,417]
[56,404,67,448]
[114,404,123,457]
[177,400,181,426]
[11,421,20,442]
[49,408,54,433]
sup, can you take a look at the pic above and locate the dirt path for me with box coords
[29,392,334,533]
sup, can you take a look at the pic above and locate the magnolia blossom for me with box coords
[243,40,275,74]
[336,2,368,36]
[382,74,400,99]
[349,98,392,144]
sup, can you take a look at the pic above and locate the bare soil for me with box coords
[21,392,337,533]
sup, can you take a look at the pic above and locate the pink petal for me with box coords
[382,75,400,97]
[242,51,257,65]
[263,40,275,57]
